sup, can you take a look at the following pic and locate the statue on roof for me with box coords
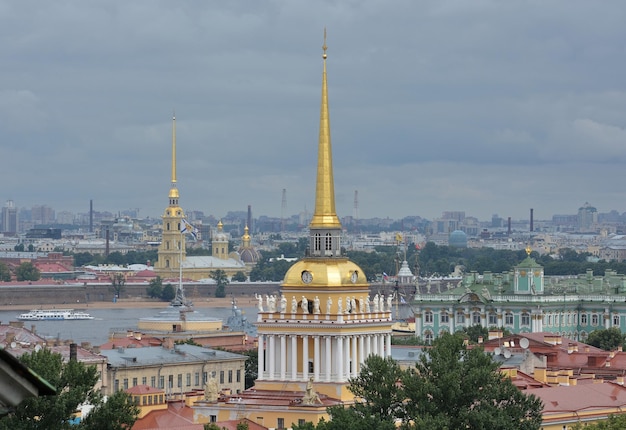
[302,376,321,405]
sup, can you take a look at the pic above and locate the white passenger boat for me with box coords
[17,309,94,321]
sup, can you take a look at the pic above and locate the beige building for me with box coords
[100,342,246,397]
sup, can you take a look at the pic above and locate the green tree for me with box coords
[0,348,138,430]
[462,324,489,344]
[314,333,543,430]
[211,269,229,298]
[15,262,40,281]
[403,333,543,429]
[347,355,407,425]
[161,284,176,302]
[14,243,24,252]
[146,276,163,299]
[572,414,626,429]
[231,271,247,282]
[79,390,139,430]
[241,349,258,389]
[0,262,11,281]
[586,327,626,351]
[110,273,126,299]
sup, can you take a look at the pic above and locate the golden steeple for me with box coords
[168,113,180,204]
[309,29,341,229]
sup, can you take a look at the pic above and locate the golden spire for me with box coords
[168,113,180,202]
[310,28,341,229]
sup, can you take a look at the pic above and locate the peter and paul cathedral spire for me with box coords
[155,113,186,273]
[169,113,180,207]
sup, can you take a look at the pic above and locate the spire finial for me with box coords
[171,113,177,184]
[322,27,327,59]
[310,29,341,230]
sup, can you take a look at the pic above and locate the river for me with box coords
[0,306,258,346]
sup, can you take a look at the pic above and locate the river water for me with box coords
[0,306,258,346]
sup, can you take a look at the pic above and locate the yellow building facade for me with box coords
[193,33,393,429]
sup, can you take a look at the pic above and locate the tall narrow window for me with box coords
[314,234,321,251]
[325,233,332,251]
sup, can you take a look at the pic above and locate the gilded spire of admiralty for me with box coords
[310,28,341,229]
[169,113,180,204]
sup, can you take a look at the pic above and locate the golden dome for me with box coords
[283,258,367,288]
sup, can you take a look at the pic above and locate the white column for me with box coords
[258,334,265,379]
[314,336,320,381]
[336,336,344,382]
[325,336,332,382]
[268,335,275,380]
[385,334,392,358]
[291,335,298,380]
[302,335,309,381]
[351,336,358,377]
[280,335,287,380]
[359,335,365,366]
[379,334,385,357]
[344,337,350,380]
[372,334,379,357]
[366,334,372,358]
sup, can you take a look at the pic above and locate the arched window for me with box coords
[521,312,530,326]
[314,233,321,252]
[581,313,588,325]
[591,314,599,326]
[166,222,170,231]
[472,311,481,325]
[424,331,434,345]
[424,311,433,324]
[504,312,514,326]
[456,311,465,324]
[440,312,449,324]
[325,233,332,251]
[165,259,170,268]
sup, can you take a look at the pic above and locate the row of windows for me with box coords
[313,233,336,252]
[423,311,530,327]
[544,313,620,327]
[114,369,241,391]
[133,394,165,406]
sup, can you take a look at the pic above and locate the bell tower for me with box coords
[154,114,187,275]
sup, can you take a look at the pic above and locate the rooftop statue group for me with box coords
[255,293,394,314]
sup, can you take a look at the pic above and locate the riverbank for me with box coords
[0,296,257,311]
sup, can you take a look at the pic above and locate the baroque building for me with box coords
[413,247,626,343]
[153,116,247,281]
[193,33,394,429]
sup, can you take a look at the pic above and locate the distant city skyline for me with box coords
[2,3,626,221]
[4,198,626,226]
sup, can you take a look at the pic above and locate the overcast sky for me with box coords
[2,1,626,223]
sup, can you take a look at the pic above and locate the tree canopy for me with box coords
[211,269,229,298]
[297,333,543,430]
[15,262,40,282]
[0,348,138,430]
[586,327,626,351]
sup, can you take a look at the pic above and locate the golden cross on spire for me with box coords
[322,27,327,59]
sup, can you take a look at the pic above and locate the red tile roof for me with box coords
[527,382,626,414]
[132,401,203,430]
